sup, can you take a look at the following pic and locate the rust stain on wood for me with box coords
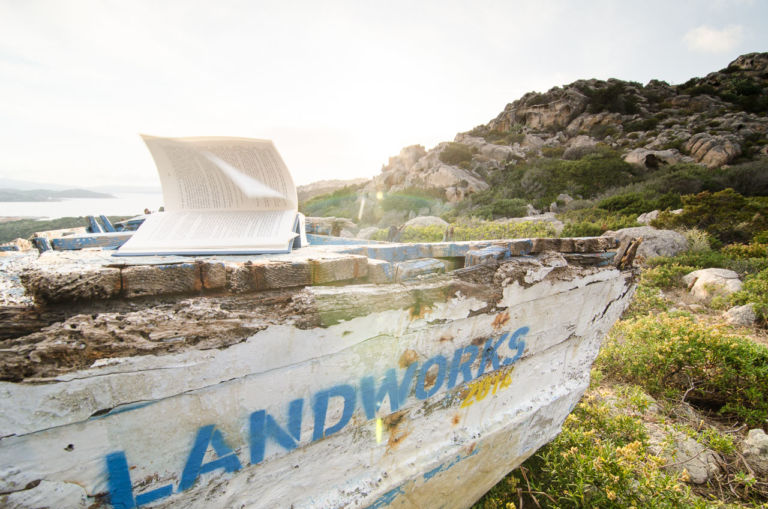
[424,369,438,391]
[491,311,510,329]
[398,349,419,368]
[384,410,410,452]
[409,302,432,321]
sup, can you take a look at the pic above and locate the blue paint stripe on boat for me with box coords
[52,233,133,251]
[306,234,388,246]
[99,215,117,232]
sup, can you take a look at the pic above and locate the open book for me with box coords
[115,135,307,256]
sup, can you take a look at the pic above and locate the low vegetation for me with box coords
[0,216,128,244]
[439,142,476,167]
[474,242,768,508]
[602,313,768,426]
[475,386,710,508]
[369,219,559,243]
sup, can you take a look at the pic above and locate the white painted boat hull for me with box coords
[0,242,635,508]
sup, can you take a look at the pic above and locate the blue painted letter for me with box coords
[477,334,509,378]
[106,452,136,509]
[415,355,447,399]
[106,451,173,508]
[312,384,356,441]
[250,398,304,465]
[360,363,418,419]
[502,326,529,365]
[447,345,479,389]
[178,425,242,492]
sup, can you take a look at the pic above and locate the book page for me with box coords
[117,210,298,253]
[141,135,297,212]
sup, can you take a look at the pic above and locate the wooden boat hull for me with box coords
[0,240,635,508]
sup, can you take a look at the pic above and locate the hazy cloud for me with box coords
[684,25,744,53]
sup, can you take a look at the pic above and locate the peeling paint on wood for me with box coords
[0,237,636,509]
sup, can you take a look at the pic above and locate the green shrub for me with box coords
[490,131,526,146]
[640,264,697,289]
[624,284,668,318]
[558,208,639,237]
[461,147,641,214]
[389,220,558,243]
[561,222,605,237]
[599,313,768,426]
[682,228,712,253]
[681,75,768,114]
[300,187,360,219]
[541,146,565,158]
[647,250,768,277]
[439,142,475,166]
[398,225,445,242]
[370,229,389,241]
[474,387,706,508]
[589,124,619,140]
[722,242,768,259]
[451,220,557,241]
[490,198,528,218]
[597,193,646,214]
[660,138,686,151]
[581,81,640,115]
[623,117,659,132]
[652,189,768,244]
[731,268,768,323]
[380,193,433,213]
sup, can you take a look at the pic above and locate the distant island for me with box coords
[0,188,114,202]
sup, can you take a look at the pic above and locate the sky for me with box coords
[0,0,767,189]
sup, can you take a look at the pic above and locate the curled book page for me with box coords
[116,135,303,256]
[202,151,286,200]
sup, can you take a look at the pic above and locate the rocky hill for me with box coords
[370,52,768,203]
[296,178,369,202]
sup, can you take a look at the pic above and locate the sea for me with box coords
[0,192,164,220]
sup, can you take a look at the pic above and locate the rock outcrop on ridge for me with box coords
[370,53,768,202]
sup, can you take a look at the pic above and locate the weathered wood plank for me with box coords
[465,246,508,267]
[51,232,133,251]
[427,242,477,258]
[563,252,617,267]
[86,216,103,233]
[0,306,67,340]
[394,258,445,282]
[305,234,383,246]
[121,263,202,298]
[529,236,617,253]
[32,237,52,252]
[21,265,122,303]
[254,261,312,289]
[99,215,116,233]
[366,259,394,284]
[310,278,457,325]
[199,261,227,290]
[309,256,368,284]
